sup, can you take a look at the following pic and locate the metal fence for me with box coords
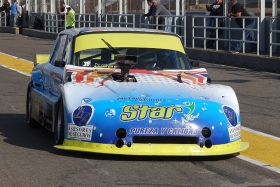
[192,15,260,55]
[269,16,280,57]
[139,15,186,46]
[0,13,6,27]
[44,13,64,33]
[0,11,279,58]
[43,13,97,33]
[99,13,135,27]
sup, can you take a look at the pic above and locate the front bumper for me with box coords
[54,139,249,156]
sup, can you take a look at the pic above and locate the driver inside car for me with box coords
[126,48,168,69]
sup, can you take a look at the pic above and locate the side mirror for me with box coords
[54,60,66,67]
[190,60,199,67]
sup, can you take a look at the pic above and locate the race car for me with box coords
[26,27,249,155]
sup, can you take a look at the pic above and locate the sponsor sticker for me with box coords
[228,123,241,141]
[120,105,183,121]
[117,96,166,102]
[94,63,117,68]
[223,106,237,126]
[72,105,94,126]
[83,60,91,67]
[129,127,198,135]
[68,124,93,141]
[81,98,92,104]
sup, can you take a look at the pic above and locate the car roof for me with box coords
[59,27,181,38]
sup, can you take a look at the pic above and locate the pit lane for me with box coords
[0,33,280,187]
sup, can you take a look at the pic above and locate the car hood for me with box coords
[62,66,239,112]
[61,66,240,144]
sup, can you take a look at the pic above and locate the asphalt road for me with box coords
[0,33,280,187]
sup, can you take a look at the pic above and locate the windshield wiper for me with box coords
[101,38,120,55]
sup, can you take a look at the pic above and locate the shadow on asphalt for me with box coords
[0,114,238,162]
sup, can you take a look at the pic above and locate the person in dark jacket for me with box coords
[1,0,11,26]
[227,0,257,54]
[205,0,223,31]
[32,15,42,29]
[142,0,155,17]
[57,1,68,29]
[205,0,224,48]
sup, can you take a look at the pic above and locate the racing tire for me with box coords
[26,82,39,128]
[54,97,65,145]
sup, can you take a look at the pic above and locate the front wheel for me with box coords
[54,97,65,145]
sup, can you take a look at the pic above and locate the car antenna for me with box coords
[101,38,120,55]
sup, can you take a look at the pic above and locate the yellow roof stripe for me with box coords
[74,33,185,54]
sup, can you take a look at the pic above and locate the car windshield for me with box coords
[73,47,191,70]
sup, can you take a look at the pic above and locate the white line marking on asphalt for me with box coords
[0,52,32,76]
[242,126,280,141]
[0,52,33,64]
[0,65,31,77]
[237,155,280,174]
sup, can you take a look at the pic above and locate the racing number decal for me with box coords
[120,105,183,121]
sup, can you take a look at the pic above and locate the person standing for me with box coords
[148,0,172,32]
[227,0,257,54]
[142,0,163,30]
[205,0,223,32]
[66,6,75,29]
[205,0,224,48]
[57,1,68,29]
[17,2,24,27]
[142,0,156,17]
[57,2,67,20]
[10,0,20,27]
[1,0,11,26]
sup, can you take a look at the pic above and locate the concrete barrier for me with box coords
[22,28,58,40]
[0,26,19,34]
[186,47,280,73]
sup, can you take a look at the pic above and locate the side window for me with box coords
[63,37,72,64]
[49,35,68,64]
[49,37,61,65]
[56,35,68,61]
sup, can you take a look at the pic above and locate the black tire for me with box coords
[54,97,65,145]
[26,82,39,128]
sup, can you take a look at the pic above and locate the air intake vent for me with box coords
[133,136,198,144]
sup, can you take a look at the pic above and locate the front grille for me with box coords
[133,136,198,144]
